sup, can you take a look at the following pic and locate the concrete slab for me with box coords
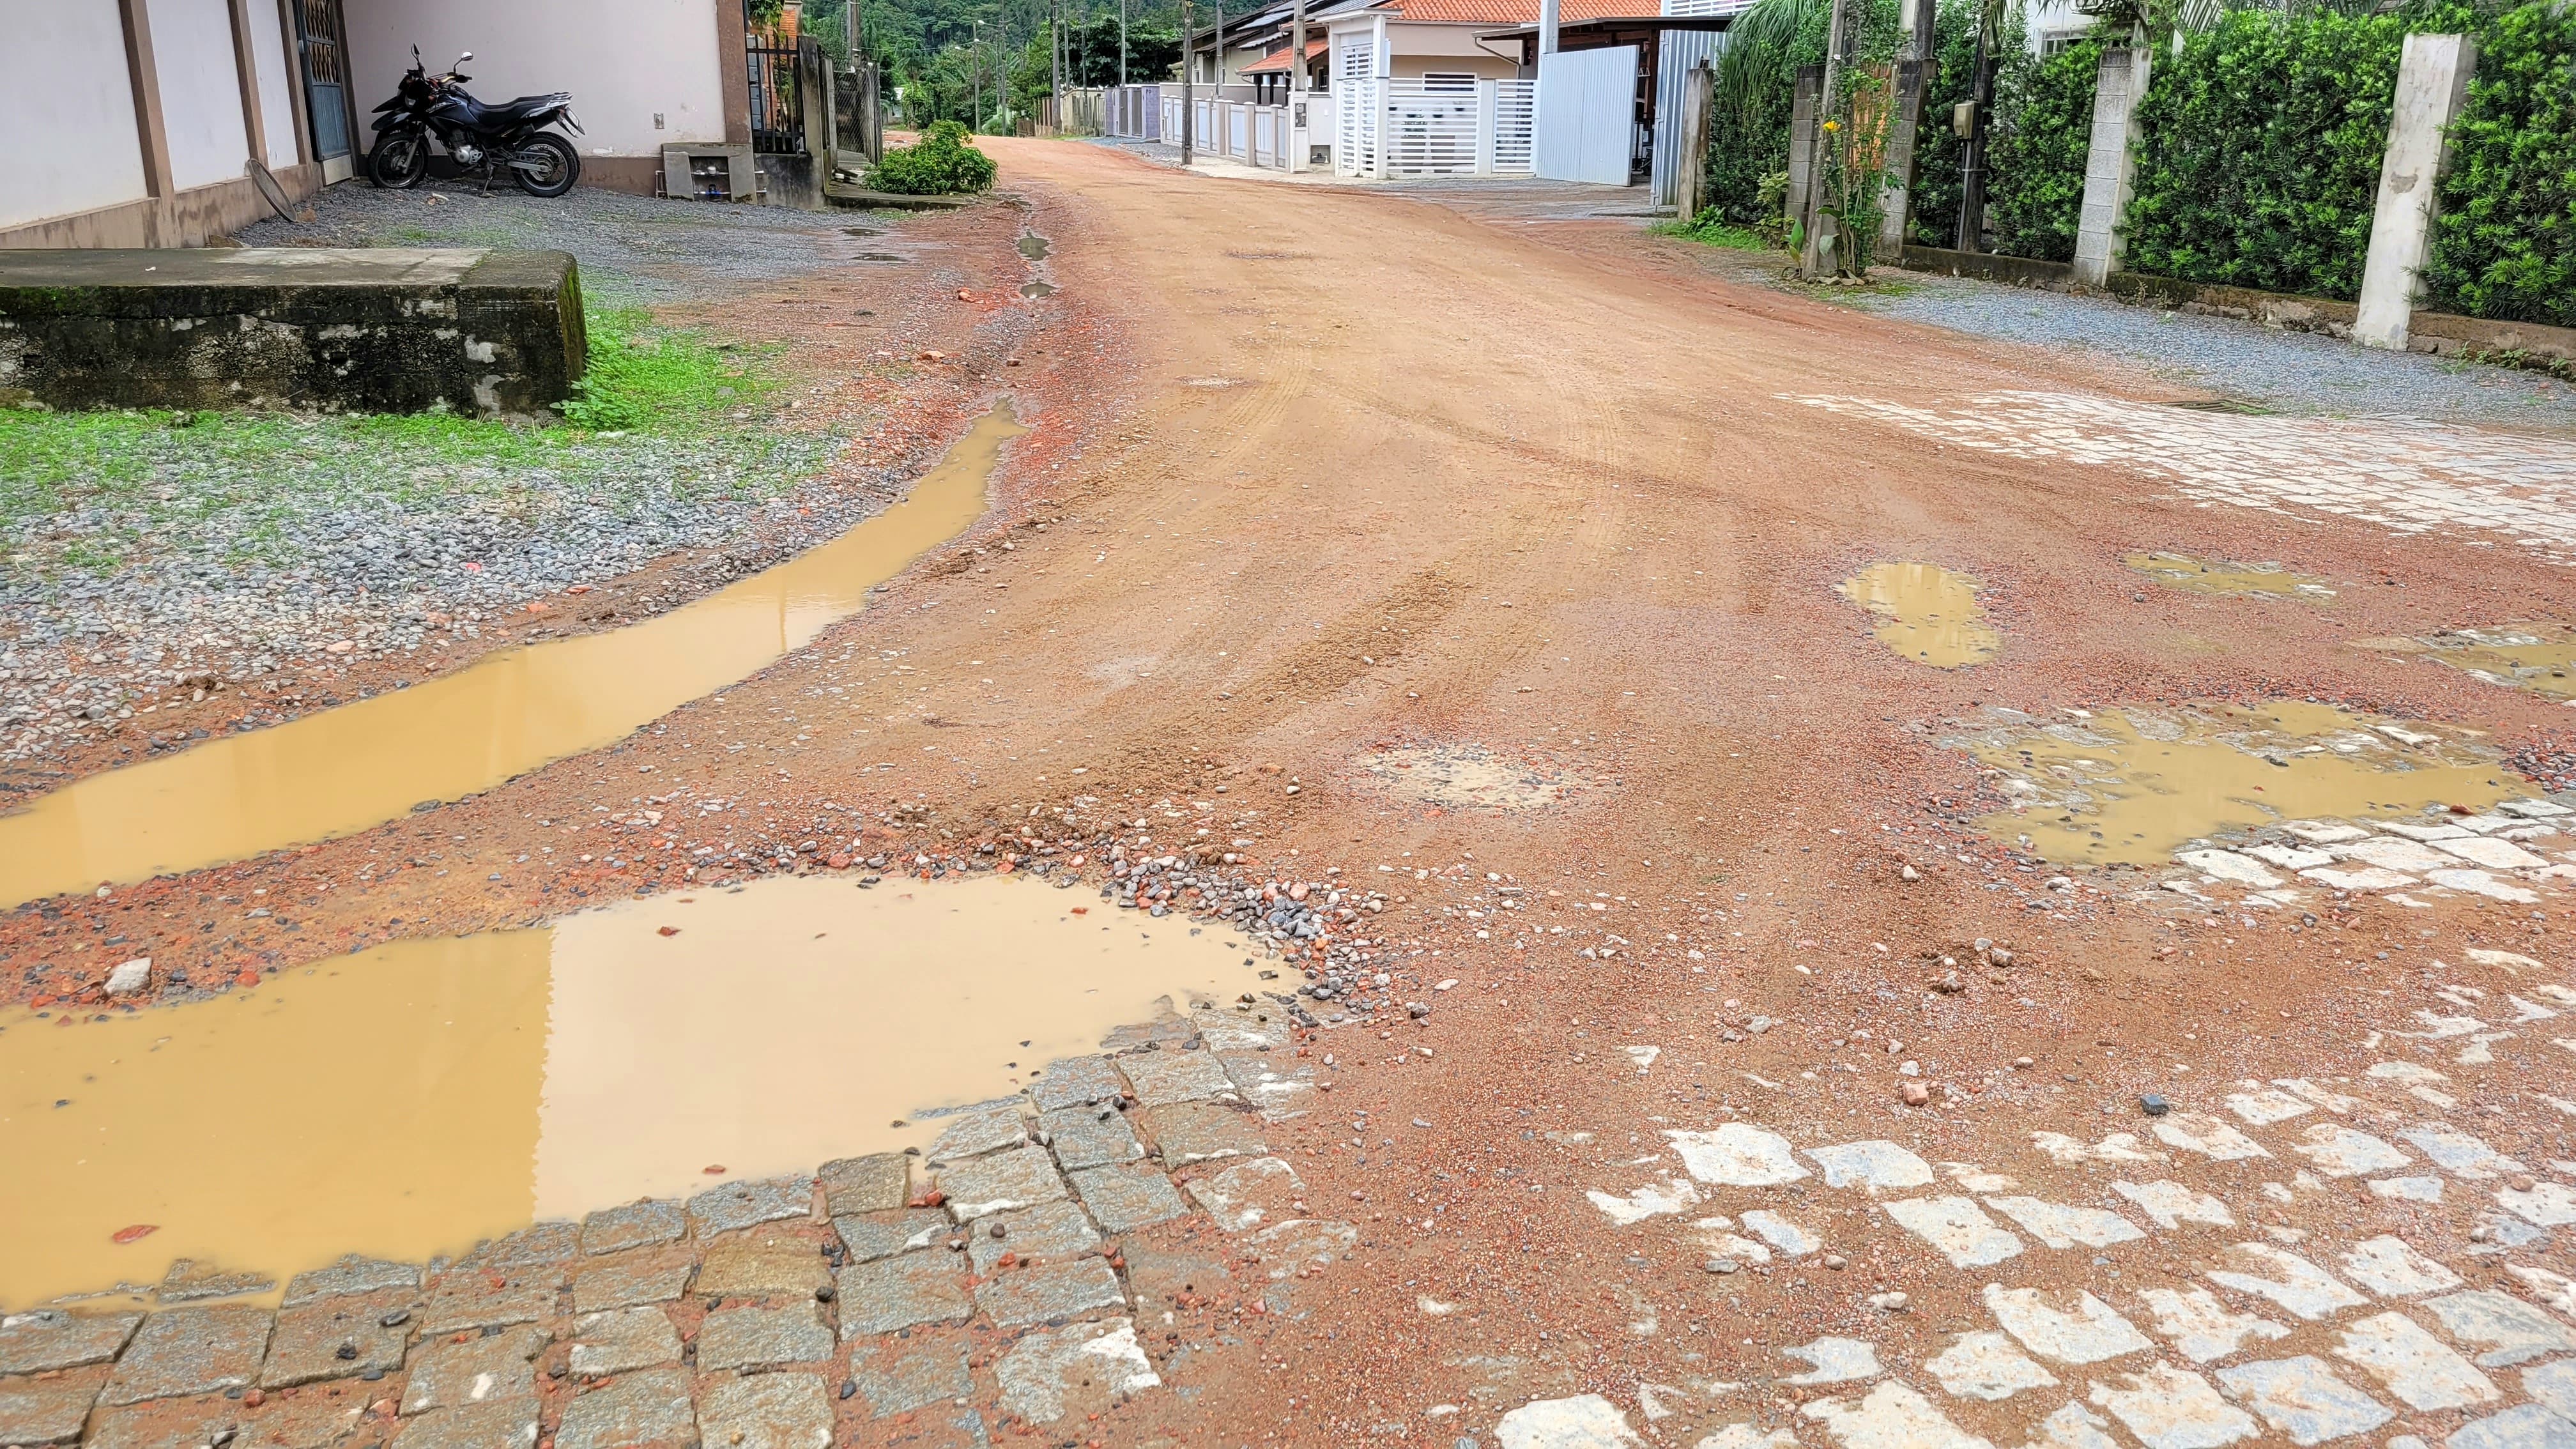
[279,1256,423,1308]
[0,1365,109,1446]
[390,1398,540,1449]
[259,1287,411,1388]
[1039,1103,1144,1170]
[571,1248,696,1314]
[694,1372,831,1449]
[971,1259,1126,1326]
[817,1153,911,1216]
[0,248,584,418]
[0,1311,142,1376]
[100,1306,272,1407]
[992,1318,1158,1425]
[847,1333,974,1418]
[554,1368,695,1449]
[966,1200,1101,1272]
[686,1177,811,1237]
[578,1202,685,1257]
[567,1308,682,1377]
[1070,1163,1191,1234]
[831,1209,951,1264]
[401,1326,549,1415]
[835,1254,971,1337]
[696,1301,834,1371]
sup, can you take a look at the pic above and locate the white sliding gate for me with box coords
[1335,78,1533,179]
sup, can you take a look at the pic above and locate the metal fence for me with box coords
[1337,78,1534,179]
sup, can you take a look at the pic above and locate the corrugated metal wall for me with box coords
[1649,31,1723,208]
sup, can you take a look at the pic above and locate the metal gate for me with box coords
[293,0,353,171]
[745,0,801,154]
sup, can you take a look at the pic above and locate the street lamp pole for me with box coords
[1180,0,1193,164]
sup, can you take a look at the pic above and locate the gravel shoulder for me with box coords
[1649,233,2576,427]
[0,185,1045,796]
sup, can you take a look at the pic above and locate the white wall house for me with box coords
[4,0,765,249]
[3,0,332,248]
[339,0,747,195]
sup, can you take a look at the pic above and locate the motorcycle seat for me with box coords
[450,92,569,126]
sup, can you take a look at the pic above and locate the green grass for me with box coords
[0,307,829,580]
[1650,215,1777,251]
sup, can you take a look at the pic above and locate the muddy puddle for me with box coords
[1016,233,1052,261]
[1962,700,2527,866]
[1020,280,1058,298]
[2127,551,2336,601]
[0,874,1260,1310]
[0,407,1024,910]
[1839,562,2001,668]
[2361,625,2576,702]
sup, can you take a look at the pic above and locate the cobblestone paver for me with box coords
[1792,390,2576,568]
[9,1005,1344,1445]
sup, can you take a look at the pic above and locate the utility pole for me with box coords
[1956,0,1999,254]
[1180,0,1194,162]
[1118,0,1127,85]
[1802,0,1853,276]
[1291,0,1306,97]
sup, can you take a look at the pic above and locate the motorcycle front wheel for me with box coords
[513,134,581,197]
[369,132,429,189]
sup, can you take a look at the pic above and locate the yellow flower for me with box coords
[1822,119,1840,132]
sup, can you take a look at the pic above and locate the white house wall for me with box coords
[1,6,150,231]
[148,0,257,190]
[342,0,729,158]
[249,0,304,169]
[1324,18,1521,80]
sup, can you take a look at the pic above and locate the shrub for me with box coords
[864,119,997,195]
[1982,31,2103,262]
[2425,0,2576,326]
[2123,4,2469,300]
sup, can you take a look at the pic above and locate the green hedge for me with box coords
[2425,1,2576,327]
[1984,33,2105,261]
[2123,6,2469,300]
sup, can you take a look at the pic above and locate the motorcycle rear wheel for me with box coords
[369,133,429,189]
[513,134,581,197]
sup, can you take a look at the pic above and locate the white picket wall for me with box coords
[1490,79,1536,176]
[1386,79,1479,176]
[1337,77,1379,176]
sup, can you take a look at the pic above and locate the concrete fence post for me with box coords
[1877,56,1928,261]
[1786,64,1823,238]
[1675,63,1713,222]
[2072,45,2150,288]
[2356,32,2478,350]
[1476,79,1499,174]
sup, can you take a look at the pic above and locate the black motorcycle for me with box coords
[367,47,584,196]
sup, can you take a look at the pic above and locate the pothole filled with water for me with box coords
[1958,701,2532,866]
[2360,625,2576,702]
[0,406,1023,909]
[2127,551,2336,601]
[1361,742,1575,811]
[0,875,1261,1310]
[1839,562,2001,668]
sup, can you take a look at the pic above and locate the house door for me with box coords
[293,0,356,181]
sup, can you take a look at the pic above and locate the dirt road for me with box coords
[15,141,2576,1447]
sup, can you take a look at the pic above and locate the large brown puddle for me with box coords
[1838,562,2002,668]
[2361,624,2576,702]
[0,875,1259,1311]
[1965,701,2529,866]
[0,406,1024,910]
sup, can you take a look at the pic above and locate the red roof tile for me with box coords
[1372,0,1636,23]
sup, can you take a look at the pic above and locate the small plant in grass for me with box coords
[865,121,998,196]
[556,307,772,431]
[1653,210,1775,250]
